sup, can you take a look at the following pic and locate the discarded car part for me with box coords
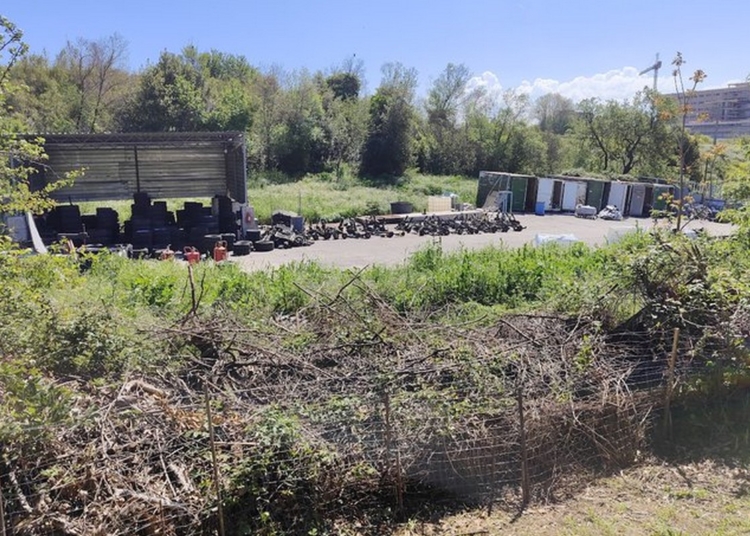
[245,229,263,242]
[598,205,623,221]
[108,244,132,257]
[130,247,150,259]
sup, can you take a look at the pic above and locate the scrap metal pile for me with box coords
[260,211,527,247]
[396,211,525,236]
[307,216,396,240]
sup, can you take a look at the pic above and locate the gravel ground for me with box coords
[231,213,735,272]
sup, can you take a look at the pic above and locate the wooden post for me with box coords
[0,480,6,536]
[205,387,226,536]
[517,386,530,508]
[663,327,680,439]
[383,391,404,514]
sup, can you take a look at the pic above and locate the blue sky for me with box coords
[5,0,749,102]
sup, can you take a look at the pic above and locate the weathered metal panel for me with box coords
[36,132,246,202]
[561,180,586,211]
[476,171,535,209]
[536,178,554,207]
[607,182,629,210]
[628,184,647,216]
[585,180,606,210]
[509,177,528,213]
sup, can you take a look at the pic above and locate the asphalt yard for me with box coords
[231,212,735,272]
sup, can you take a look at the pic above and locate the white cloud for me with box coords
[468,67,656,105]
[465,71,505,101]
[520,67,651,102]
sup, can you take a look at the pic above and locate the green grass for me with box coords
[246,173,479,222]
[73,197,213,222]
[66,173,480,224]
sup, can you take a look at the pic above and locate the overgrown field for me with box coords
[1,227,749,534]
[74,173,480,224]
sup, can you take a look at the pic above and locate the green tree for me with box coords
[465,88,540,175]
[420,63,475,175]
[273,70,327,175]
[55,34,130,133]
[360,62,418,178]
[539,130,577,174]
[6,53,77,132]
[426,63,471,128]
[326,72,360,101]
[533,92,575,134]
[722,137,750,202]
[118,47,258,134]
[202,77,256,131]
[321,73,368,178]
[248,68,283,170]
[118,50,205,131]
[575,91,670,175]
[1,16,75,216]
[189,47,257,82]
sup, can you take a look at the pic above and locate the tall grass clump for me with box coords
[246,173,479,222]
[84,253,336,319]
[365,241,615,314]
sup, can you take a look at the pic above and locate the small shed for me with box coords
[477,171,535,213]
[606,181,630,211]
[535,177,565,212]
[560,179,587,211]
[584,179,607,210]
[627,184,648,216]
[30,131,248,203]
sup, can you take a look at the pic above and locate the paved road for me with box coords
[232,213,735,272]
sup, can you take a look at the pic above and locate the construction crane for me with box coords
[639,53,662,92]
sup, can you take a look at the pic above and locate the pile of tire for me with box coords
[244,228,274,253]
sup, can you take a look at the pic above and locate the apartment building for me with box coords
[678,82,750,139]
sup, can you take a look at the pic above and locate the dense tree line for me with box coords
[2,22,736,188]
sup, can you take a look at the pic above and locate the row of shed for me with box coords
[476,172,676,217]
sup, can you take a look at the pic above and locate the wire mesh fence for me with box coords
[1,292,746,534]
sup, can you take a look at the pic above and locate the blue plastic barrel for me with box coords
[535,201,546,216]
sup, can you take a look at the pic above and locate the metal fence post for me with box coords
[0,480,6,536]
[205,387,226,536]
[664,327,680,440]
[383,391,404,514]
[517,385,530,508]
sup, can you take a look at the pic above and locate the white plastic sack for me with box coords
[606,226,639,243]
[534,233,579,245]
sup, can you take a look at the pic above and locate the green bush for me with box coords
[365,241,613,313]
[223,407,336,535]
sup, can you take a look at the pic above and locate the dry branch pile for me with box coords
[1,274,696,534]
